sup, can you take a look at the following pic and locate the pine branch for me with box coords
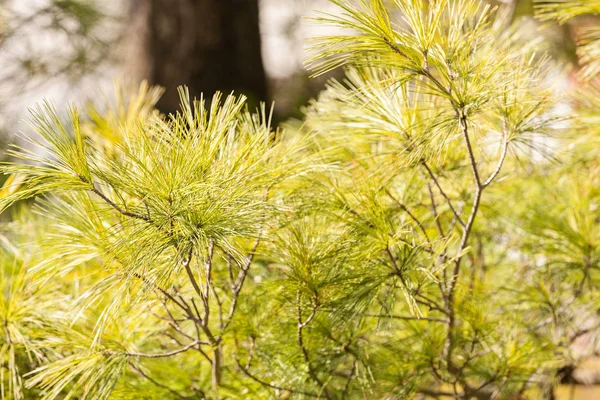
[129,363,199,399]
[421,162,465,227]
[108,340,200,359]
[219,189,269,336]
[234,354,320,398]
[89,185,151,222]
[386,189,431,243]
[296,290,331,400]
[360,313,448,323]
[482,133,509,188]
[182,246,204,305]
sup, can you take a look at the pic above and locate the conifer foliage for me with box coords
[0,1,599,399]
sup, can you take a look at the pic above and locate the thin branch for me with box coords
[245,337,256,370]
[157,299,197,343]
[419,388,459,399]
[234,354,320,398]
[129,363,196,399]
[383,36,452,99]
[202,240,215,323]
[383,37,410,59]
[190,297,203,323]
[219,234,262,335]
[459,113,482,188]
[415,293,446,314]
[227,253,234,290]
[212,286,225,330]
[131,273,190,317]
[575,254,592,298]
[453,333,479,382]
[177,296,204,331]
[386,246,410,290]
[298,293,320,329]
[426,180,446,238]
[445,110,484,372]
[446,203,465,234]
[296,291,331,400]
[182,246,204,303]
[197,347,213,365]
[420,68,454,99]
[219,189,269,335]
[360,313,448,323]
[111,340,200,359]
[386,189,431,243]
[342,362,357,398]
[89,186,151,222]
[421,162,465,227]
[164,332,188,349]
[204,239,215,303]
[482,133,509,188]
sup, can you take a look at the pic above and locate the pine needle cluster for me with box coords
[0,1,598,399]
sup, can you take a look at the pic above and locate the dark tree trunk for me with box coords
[127,0,267,113]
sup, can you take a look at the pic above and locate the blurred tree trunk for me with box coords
[126,0,267,113]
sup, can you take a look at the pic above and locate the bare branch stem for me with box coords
[296,290,331,399]
[234,354,320,398]
[482,133,508,188]
[421,162,465,227]
[113,340,200,359]
[360,313,448,323]
[90,186,151,222]
[129,363,197,399]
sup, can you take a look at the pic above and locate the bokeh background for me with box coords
[0,1,598,398]
[0,0,594,129]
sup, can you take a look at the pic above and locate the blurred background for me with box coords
[0,0,593,134]
[0,0,339,132]
[0,1,598,398]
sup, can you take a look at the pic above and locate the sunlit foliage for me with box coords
[0,0,598,399]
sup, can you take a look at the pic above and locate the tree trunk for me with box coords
[126,0,267,113]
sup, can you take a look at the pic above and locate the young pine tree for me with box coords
[0,1,599,399]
